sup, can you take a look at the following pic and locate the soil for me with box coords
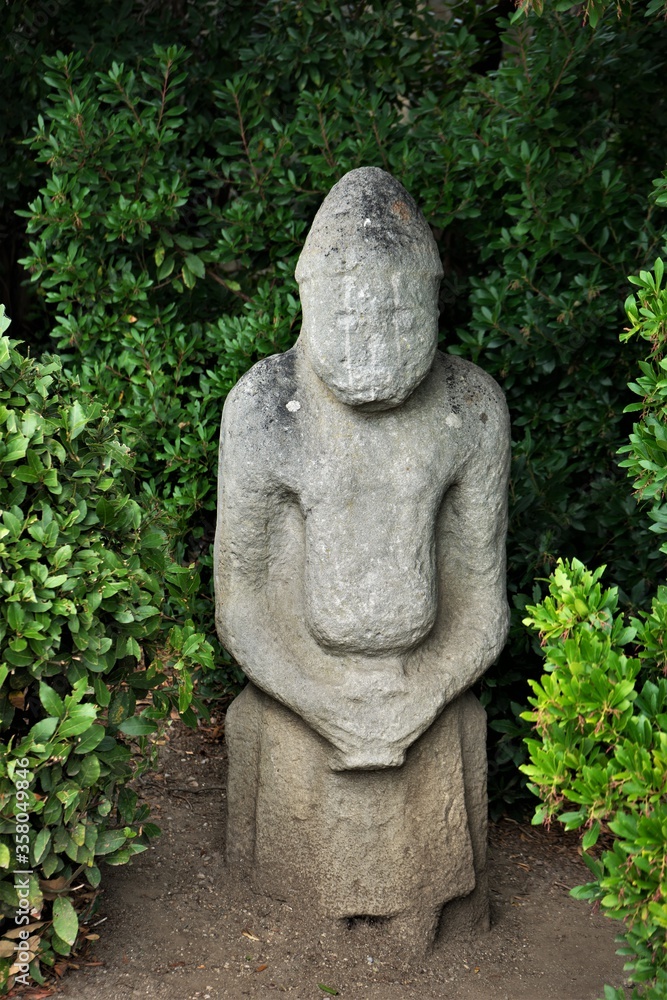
[32,716,628,1000]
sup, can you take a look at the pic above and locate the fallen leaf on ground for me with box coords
[242,929,260,941]
[2,922,45,940]
[39,876,68,893]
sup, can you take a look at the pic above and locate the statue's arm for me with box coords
[411,382,512,700]
[214,387,315,714]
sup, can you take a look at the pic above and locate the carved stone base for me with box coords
[225,682,489,953]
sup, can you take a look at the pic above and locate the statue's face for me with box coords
[300,265,439,410]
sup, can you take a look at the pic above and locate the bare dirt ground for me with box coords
[37,718,628,1000]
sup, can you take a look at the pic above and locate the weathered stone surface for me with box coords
[295,168,443,410]
[214,166,510,948]
[226,683,490,950]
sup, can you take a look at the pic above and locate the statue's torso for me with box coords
[243,346,488,657]
[300,430,444,655]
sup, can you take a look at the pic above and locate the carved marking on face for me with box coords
[300,264,438,409]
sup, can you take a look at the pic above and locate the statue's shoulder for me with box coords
[223,349,298,425]
[221,351,300,474]
[434,351,508,422]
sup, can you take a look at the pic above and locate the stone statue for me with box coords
[214,167,510,950]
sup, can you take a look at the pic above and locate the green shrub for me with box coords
[521,255,667,997]
[620,245,667,547]
[0,305,213,991]
[522,558,667,997]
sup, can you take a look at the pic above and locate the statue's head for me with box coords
[295,167,443,410]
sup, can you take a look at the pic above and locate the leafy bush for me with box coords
[0,305,213,991]
[620,245,667,548]
[523,558,667,997]
[522,256,667,997]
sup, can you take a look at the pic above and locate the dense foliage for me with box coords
[0,305,213,990]
[524,559,667,998]
[522,248,667,997]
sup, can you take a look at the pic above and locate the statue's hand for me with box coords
[319,654,439,772]
[329,742,407,771]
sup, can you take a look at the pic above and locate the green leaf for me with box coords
[93,676,111,707]
[582,821,600,851]
[42,853,59,878]
[118,715,157,737]
[157,256,175,280]
[181,263,196,289]
[95,498,116,527]
[39,682,66,719]
[42,798,62,826]
[105,848,133,865]
[0,881,18,907]
[86,865,102,889]
[52,895,79,947]
[52,544,73,569]
[51,930,73,956]
[29,717,59,743]
[67,400,87,440]
[184,253,205,279]
[78,754,101,787]
[95,829,128,855]
[74,724,106,753]
[57,705,97,739]
[33,828,51,865]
